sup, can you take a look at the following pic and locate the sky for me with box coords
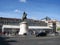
[0,0,60,20]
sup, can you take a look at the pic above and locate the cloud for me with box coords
[14,9,20,13]
[19,0,27,3]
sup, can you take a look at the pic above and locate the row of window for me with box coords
[0,20,21,25]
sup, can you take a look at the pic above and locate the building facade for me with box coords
[0,17,53,35]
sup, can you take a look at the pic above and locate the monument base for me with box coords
[18,21,28,35]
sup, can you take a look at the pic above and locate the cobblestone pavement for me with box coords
[0,35,60,45]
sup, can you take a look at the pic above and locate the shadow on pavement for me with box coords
[6,40,17,42]
[0,36,17,45]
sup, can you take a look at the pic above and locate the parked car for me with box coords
[36,32,47,37]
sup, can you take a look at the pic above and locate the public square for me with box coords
[0,35,60,45]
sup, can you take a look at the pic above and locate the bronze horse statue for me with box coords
[22,12,27,21]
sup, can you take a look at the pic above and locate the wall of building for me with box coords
[0,17,48,33]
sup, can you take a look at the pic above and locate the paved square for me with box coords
[0,35,60,45]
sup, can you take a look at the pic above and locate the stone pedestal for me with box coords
[18,21,28,35]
